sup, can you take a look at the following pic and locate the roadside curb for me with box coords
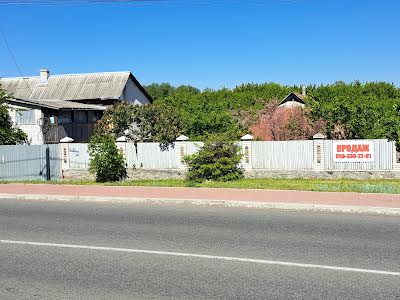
[1,193,400,216]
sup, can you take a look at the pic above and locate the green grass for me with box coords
[1,178,400,194]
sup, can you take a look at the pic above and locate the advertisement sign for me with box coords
[333,141,374,162]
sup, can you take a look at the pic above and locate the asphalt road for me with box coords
[0,198,399,299]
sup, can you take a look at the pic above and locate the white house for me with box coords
[0,70,152,144]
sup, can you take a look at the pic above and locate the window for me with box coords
[74,111,88,123]
[16,109,35,125]
[59,111,72,124]
[88,111,99,123]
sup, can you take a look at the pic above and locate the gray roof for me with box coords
[0,71,131,101]
[7,98,106,111]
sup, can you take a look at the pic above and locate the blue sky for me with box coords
[0,0,399,89]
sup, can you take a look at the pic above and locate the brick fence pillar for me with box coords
[176,135,189,171]
[116,136,128,160]
[313,133,326,172]
[393,143,400,172]
[241,134,253,171]
[59,136,74,178]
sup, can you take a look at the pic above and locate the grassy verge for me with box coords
[1,178,400,194]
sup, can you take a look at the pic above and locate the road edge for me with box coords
[1,193,400,216]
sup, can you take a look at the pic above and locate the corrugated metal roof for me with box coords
[7,98,106,111]
[0,71,131,101]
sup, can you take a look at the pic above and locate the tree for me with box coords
[234,99,326,140]
[88,134,127,182]
[184,137,244,182]
[144,83,175,101]
[95,102,183,150]
[0,86,27,145]
[145,80,400,143]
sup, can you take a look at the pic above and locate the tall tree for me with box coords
[0,86,27,145]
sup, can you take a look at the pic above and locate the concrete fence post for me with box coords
[116,136,128,162]
[241,134,254,171]
[176,135,189,171]
[393,142,400,172]
[313,133,326,172]
[59,136,74,178]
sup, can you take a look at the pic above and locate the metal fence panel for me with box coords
[324,139,393,170]
[125,143,139,168]
[186,142,203,155]
[136,143,179,169]
[251,141,314,170]
[68,143,90,169]
[0,144,60,181]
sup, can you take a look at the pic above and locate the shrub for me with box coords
[184,139,244,182]
[88,134,127,182]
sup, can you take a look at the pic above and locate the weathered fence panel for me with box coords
[0,144,60,181]
[133,143,179,169]
[251,141,314,170]
[68,143,90,169]
[324,139,393,170]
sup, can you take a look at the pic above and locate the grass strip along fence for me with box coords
[1,178,400,194]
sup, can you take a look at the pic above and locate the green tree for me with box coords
[0,86,27,145]
[144,83,175,101]
[146,80,400,144]
[95,102,183,150]
[184,137,244,182]
[88,134,127,182]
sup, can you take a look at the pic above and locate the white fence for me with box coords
[126,143,179,169]
[69,143,91,169]
[324,139,394,171]
[62,139,398,172]
[251,141,314,170]
[1,138,399,181]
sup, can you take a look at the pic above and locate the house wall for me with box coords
[121,78,151,105]
[278,101,305,109]
[8,105,44,145]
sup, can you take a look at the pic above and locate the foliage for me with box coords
[145,81,400,145]
[184,137,244,182]
[149,83,292,140]
[88,134,127,182]
[234,99,326,140]
[0,86,27,145]
[306,81,400,143]
[95,102,183,150]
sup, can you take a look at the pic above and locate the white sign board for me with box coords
[333,141,374,162]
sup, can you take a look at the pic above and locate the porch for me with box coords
[42,123,96,143]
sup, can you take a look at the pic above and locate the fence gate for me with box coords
[0,144,61,181]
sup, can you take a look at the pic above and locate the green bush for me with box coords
[88,134,127,182]
[184,139,244,182]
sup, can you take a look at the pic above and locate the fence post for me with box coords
[59,136,74,177]
[393,142,400,172]
[241,134,253,171]
[116,136,128,162]
[313,133,326,172]
[176,135,189,171]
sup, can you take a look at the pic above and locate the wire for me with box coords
[0,0,296,6]
[0,23,33,96]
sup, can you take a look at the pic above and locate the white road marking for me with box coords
[1,239,399,277]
